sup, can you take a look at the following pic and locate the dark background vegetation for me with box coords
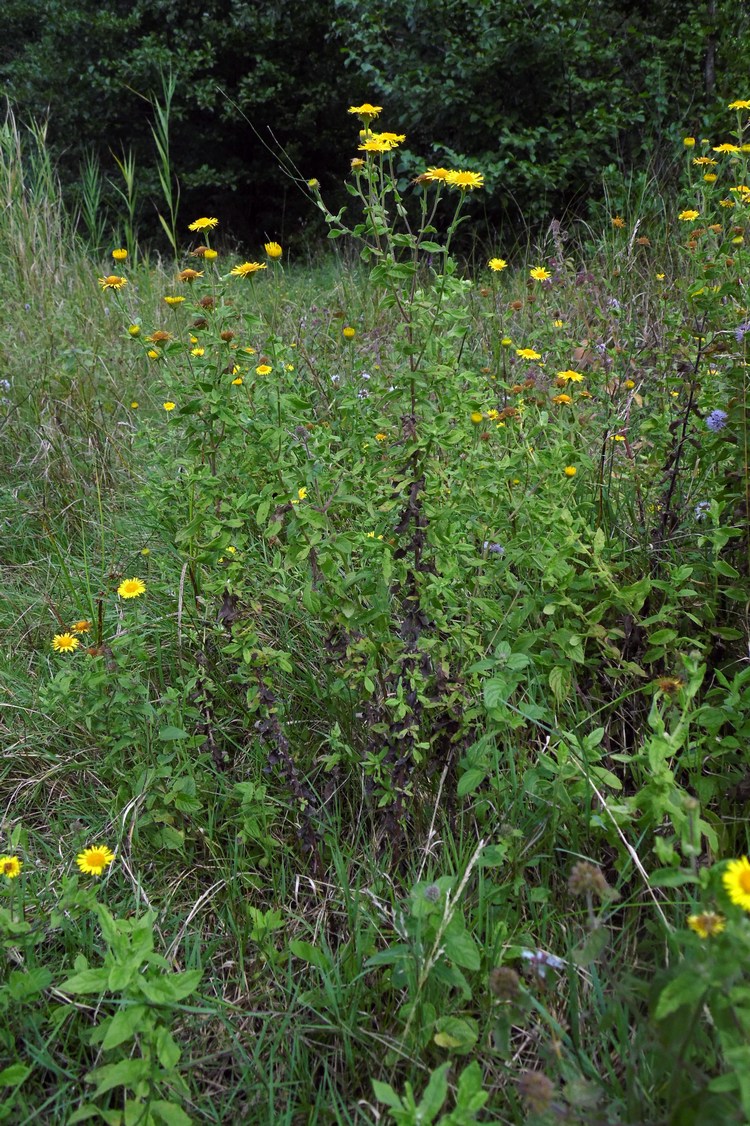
[1,0,748,252]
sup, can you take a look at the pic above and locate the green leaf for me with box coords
[59,968,110,995]
[136,969,202,1004]
[443,928,481,971]
[86,1058,150,1097]
[371,1079,403,1110]
[0,1063,31,1087]
[101,1005,149,1050]
[433,1016,478,1054]
[417,1061,451,1121]
[655,972,707,1020]
[571,926,610,966]
[289,940,331,971]
[7,967,52,1001]
[457,768,487,797]
[158,726,189,741]
[151,1101,193,1126]
[156,1027,181,1070]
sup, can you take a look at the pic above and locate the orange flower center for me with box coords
[739,870,750,893]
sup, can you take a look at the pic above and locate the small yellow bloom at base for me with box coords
[307,178,320,190]
[264,241,283,259]
[52,633,80,653]
[117,577,146,599]
[552,393,573,405]
[516,348,541,361]
[723,856,750,910]
[164,296,185,306]
[623,379,635,390]
[177,268,203,283]
[0,856,22,879]
[71,620,91,634]
[501,337,512,347]
[375,432,387,441]
[255,364,272,376]
[297,487,307,501]
[728,100,750,110]
[163,401,176,411]
[128,324,141,336]
[203,248,218,260]
[191,347,205,357]
[348,103,382,118]
[130,401,139,409]
[111,248,128,261]
[678,210,700,221]
[683,137,696,147]
[231,377,243,385]
[556,369,584,383]
[470,411,484,424]
[611,216,626,228]
[687,912,726,938]
[188,217,219,231]
[488,257,507,272]
[529,266,551,281]
[563,466,577,477]
[76,845,115,877]
[343,326,356,339]
[147,350,160,360]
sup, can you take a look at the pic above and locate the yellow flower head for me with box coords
[130,401,139,409]
[687,912,726,938]
[564,466,577,477]
[188,217,219,231]
[424,167,451,182]
[470,411,484,424]
[488,257,507,271]
[177,268,203,283]
[683,136,696,147]
[556,369,584,383]
[128,324,141,336]
[256,364,272,376]
[529,266,551,281]
[52,633,80,653]
[0,856,22,879]
[162,401,176,411]
[231,376,243,385]
[704,173,718,183]
[264,241,283,259]
[164,295,186,306]
[713,143,741,153]
[358,134,404,153]
[98,275,127,291]
[351,158,365,171]
[348,103,382,119]
[71,620,91,634]
[693,156,717,166]
[111,248,128,261]
[501,337,512,347]
[611,215,626,228]
[203,248,218,260]
[552,393,573,405]
[729,100,750,110]
[76,845,115,877]
[516,348,541,361]
[190,347,205,357]
[723,856,750,910]
[343,326,356,339]
[231,261,267,277]
[117,577,146,599]
[678,210,700,221]
[444,169,484,191]
[375,432,387,441]
[307,178,320,190]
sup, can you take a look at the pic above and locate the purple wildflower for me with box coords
[705,409,728,432]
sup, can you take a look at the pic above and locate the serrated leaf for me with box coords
[457,768,487,797]
[654,972,707,1020]
[443,928,481,971]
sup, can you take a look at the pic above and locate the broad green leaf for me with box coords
[101,1005,149,1050]
[655,972,707,1020]
[0,1063,31,1087]
[59,968,110,995]
[434,1016,478,1053]
[136,969,202,1004]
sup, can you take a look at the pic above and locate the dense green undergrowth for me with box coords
[0,103,749,1125]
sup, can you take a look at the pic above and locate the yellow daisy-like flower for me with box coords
[162,401,176,411]
[98,275,127,291]
[486,409,499,420]
[683,136,696,147]
[358,135,402,153]
[723,857,750,910]
[111,248,128,261]
[291,487,308,505]
[351,158,365,171]
[424,167,451,182]
[343,326,356,339]
[130,401,139,409]
[231,261,267,277]
[375,432,387,441]
[729,100,750,110]
[117,577,146,599]
[203,248,218,260]
[611,215,626,228]
[128,324,141,336]
[188,217,219,231]
[76,845,115,877]
[71,620,91,634]
[693,156,717,166]
[719,199,735,207]
[563,466,577,477]
[488,257,507,271]
[0,856,22,879]
[177,268,203,283]
[529,266,551,281]
[191,347,205,357]
[556,369,584,383]
[678,210,700,221]
[164,295,186,306]
[624,379,636,389]
[444,169,484,191]
[264,241,283,259]
[552,393,573,405]
[231,377,243,385]
[348,103,382,118]
[713,143,741,153]
[516,348,541,360]
[52,633,80,653]
[255,364,272,376]
[704,173,718,183]
[687,912,726,938]
[470,411,484,424]
[501,336,512,347]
